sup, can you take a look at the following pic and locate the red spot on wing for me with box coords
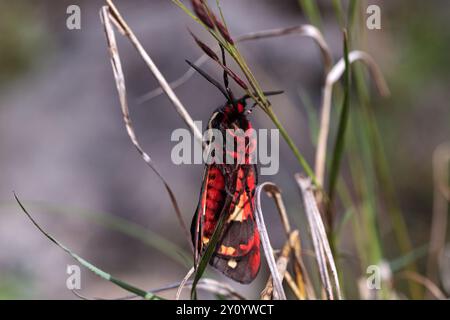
[200,166,226,240]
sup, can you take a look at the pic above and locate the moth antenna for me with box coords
[220,45,235,103]
[241,90,284,101]
[221,46,229,92]
[263,90,285,97]
[185,60,229,100]
[241,91,284,114]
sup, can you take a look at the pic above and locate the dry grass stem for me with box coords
[105,0,203,144]
[314,50,390,188]
[284,271,304,299]
[427,142,450,283]
[296,175,342,299]
[237,25,332,73]
[100,5,193,251]
[262,183,292,235]
[259,182,315,299]
[291,231,316,299]
[255,182,288,300]
[439,245,450,295]
[194,279,246,300]
[261,231,297,300]
[73,277,244,300]
[400,271,447,300]
[139,25,331,103]
[176,267,195,300]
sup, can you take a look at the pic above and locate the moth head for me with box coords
[223,99,247,117]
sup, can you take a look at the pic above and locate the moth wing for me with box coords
[210,165,261,284]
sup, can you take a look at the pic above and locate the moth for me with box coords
[188,55,282,284]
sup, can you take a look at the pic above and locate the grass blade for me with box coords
[427,143,450,282]
[315,49,390,188]
[331,0,345,27]
[327,30,351,216]
[400,271,447,300]
[297,0,323,29]
[14,193,162,300]
[106,0,203,144]
[255,183,287,300]
[139,25,332,103]
[261,234,293,300]
[9,201,191,267]
[100,4,193,251]
[298,88,320,146]
[176,267,195,300]
[190,196,233,299]
[172,0,318,184]
[296,175,342,299]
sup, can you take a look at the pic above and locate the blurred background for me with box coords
[0,0,449,299]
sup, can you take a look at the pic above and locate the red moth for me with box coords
[187,58,282,284]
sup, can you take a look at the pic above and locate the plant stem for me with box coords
[171,1,317,183]
[226,44,318,183]
[265,107,317,184]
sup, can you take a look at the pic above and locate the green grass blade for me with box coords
[298,0,323,28]
[14,194,162,300]
[328,30,351,206]
[265,107,318,184]
[344,0,420,298]
[348,0,359,31]
[362,105,422,299]
[298,88,320,146]
[30,202,191,267]
[389,244,429,273]
[332,0,345,27]
[334,207,354,243]
[216,0,227,27]
[190,196,232,299]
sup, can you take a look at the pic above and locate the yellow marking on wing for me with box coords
[227,259,238,269]
[219,245,236,256]
[227,193,248,222]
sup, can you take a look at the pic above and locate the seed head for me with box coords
[191,0,215,29]
[213,16,234,44]
[189,31,219,62]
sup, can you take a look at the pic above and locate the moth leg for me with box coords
[246,101,258,115]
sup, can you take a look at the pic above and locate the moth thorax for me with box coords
[224,101,246,116]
